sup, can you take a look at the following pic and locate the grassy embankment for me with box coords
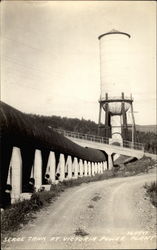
[1,156,156,240]
[144,181,157,207]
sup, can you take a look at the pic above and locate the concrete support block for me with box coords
[103,161,108,171]
[47,151,56,183]
[97,162,99,174]
[98,163,101,174]
[84,160,88,176]
[68,156,73,179]
[91,162,95,176]
[94,163,96,174]
[66,155,72,179]
[30,165,34,178]
[7,166,12,185]
[10,147,22,200]
[100,163,103,173]
[94,163,98,174]
[79,159,83,177]
[99,162,102,173]
[98,163,101,173]
[58,153,65,182]
[108,154,113,170]
[98,162,101,174]
[113,154,120,161]
[73,157,78,179]
[34,149,42,190]
[64,158,68,178]
[88,162,91,176]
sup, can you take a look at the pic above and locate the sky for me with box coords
[1,1,156,125]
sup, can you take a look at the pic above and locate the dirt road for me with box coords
[3,172,156,249]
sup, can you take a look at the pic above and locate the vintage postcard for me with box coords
[1,1,156,250]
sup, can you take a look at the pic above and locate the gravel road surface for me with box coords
[2,172,156,249]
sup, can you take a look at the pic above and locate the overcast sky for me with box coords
[1,1,156,125]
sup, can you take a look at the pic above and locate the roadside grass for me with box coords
[1,191,56,236]
[1,156,156,241]
[123,156,156,176]
[144,181,157,207]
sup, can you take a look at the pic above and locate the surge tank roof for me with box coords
[98,29,131,40]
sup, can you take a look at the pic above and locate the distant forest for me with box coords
[29,114,157,154]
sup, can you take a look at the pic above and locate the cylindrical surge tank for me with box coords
[98,29,131,114]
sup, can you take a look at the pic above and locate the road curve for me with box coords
[2,172,156,249]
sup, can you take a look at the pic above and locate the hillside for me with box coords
[136,125,156,133]
[29,113,156,135]
[1,102,156,154]
[28,113,156,154]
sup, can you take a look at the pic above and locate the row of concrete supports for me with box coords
[7,147,109,202]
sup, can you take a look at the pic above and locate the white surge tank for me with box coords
[99,29,131,114]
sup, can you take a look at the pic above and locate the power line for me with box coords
[3,81,40,91]
[3,36,46,52]
[3,55,55,81]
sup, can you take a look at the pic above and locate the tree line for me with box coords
[29,113,157,154]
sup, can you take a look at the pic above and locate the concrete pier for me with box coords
[10,147,22,201]
[91,162,95,176]
[103,161,108,171]
[108,154,113,170]
[47,151,56,183]
[79,159,83,177]
[66,155,72,179]
[59,154,65,181]
[73,157,79,179]
[34,149,42,190]
[88,161,91,176]
[84,160,88,176]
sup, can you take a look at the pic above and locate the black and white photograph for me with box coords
[1,1,156,249]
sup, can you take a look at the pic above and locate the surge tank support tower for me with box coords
[98,29,136,145]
